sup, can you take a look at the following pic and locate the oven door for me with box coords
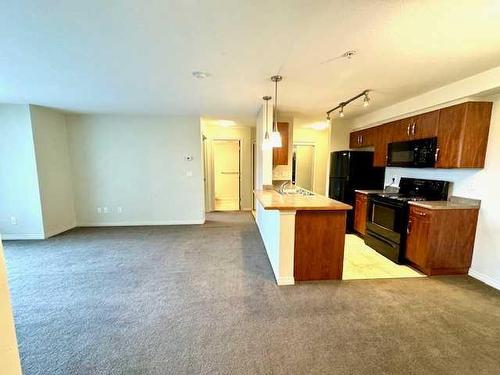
[366,198,405,244]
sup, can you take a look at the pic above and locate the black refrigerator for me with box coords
[328,151,385,232]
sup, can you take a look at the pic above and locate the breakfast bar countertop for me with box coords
[254,189,352,211]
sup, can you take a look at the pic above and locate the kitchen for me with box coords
[255,90,493,286]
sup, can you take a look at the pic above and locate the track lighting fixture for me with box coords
[326,89,371,120]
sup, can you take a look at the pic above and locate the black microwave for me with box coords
[387,137,437,168]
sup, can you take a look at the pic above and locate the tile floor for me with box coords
[343,234,425,280]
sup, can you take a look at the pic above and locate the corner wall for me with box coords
[30,105,76,237]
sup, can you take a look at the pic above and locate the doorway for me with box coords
[213,140,240,211]
[293,144,315,191]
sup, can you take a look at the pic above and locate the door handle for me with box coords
[434,147,440,162]
[412,123,416,135]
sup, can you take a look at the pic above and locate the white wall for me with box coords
[255,105,273,188]
[0,104,44,239]
[0,238,22,375]
[66,114,205,225]
[201,123,253,210]
[30,105,76,237]
[293,120,330,196]
[335,66,500,289]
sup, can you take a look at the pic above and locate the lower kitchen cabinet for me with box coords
[405,205,479,275]
[354,192,368,236]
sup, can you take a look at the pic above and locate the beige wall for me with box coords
[332,66,500,290]
[201,122,253,210]
[66,114,205,225]
[30,105,76,237]
[0,238,22,375]
[292,120,330,196]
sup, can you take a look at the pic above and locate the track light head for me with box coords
[339,105,345,118]
[363,91,370,107]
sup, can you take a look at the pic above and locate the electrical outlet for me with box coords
[117,206,123,214]
[186,170,193,177]
[97,207,102,214]
[103,206,109,214]
[10,216,17,225]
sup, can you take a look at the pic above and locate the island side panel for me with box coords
[294,210,346,281]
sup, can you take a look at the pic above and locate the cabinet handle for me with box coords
[415,211,427,217]
[434,147,440,162]
[406,124,411,136]
[407,220,412,234]
[360,135,363,143]
[412,123,416,135]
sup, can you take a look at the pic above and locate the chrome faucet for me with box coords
[278,180,293,194]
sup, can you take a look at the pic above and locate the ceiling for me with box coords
[2,0,500,121]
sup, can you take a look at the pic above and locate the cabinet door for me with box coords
[373,122,394,166]
[272,122,289,165]
[406,209,431,270]
[354,193,368,235]
[412,110,439,140]
[359,128,375,147]
[391,118,413,142]
[435,104,465,168]
[350,131,361,148]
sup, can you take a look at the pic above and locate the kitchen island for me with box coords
[254,189,352,285]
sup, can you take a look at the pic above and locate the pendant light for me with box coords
[270,75,283,148]
[262,96,272,150]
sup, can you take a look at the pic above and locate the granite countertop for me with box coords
[355,186,399,195]
[409,196,481,210]
[254,189,352,211]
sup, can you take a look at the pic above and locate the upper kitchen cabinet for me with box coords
[391,111,439,142]
[436,102,493,168]
[373,122,396,167]
[272,122,290,165]
[349,128,375,148]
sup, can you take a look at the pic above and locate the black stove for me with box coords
[364,178,450,264]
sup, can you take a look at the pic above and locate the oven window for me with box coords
[372,204,395,231]
[391,150,414,163]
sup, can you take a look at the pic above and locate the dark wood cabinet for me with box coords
[272,122,289,165]
[354,192,368,236]
[412,110,439,140]
[348,102,492,169]
[405,205,479,275]
[436,102,492,168]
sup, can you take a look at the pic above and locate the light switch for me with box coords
[186,170,193,177]
[97,207,102,214]
[117,206,123,214]
[10,216,17,225]
[103,206,109,214]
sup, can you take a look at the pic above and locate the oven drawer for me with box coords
[365,230,404,264]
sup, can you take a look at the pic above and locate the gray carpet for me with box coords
[3,212,500,375]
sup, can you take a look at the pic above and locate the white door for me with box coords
[213,140,240,211]
[294,144,315,191]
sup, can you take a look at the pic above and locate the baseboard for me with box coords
[44,223,77,239]
[469,269,500,291]
[77,219,205,227]
[277,276,295,286]
[1,233,45,240]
